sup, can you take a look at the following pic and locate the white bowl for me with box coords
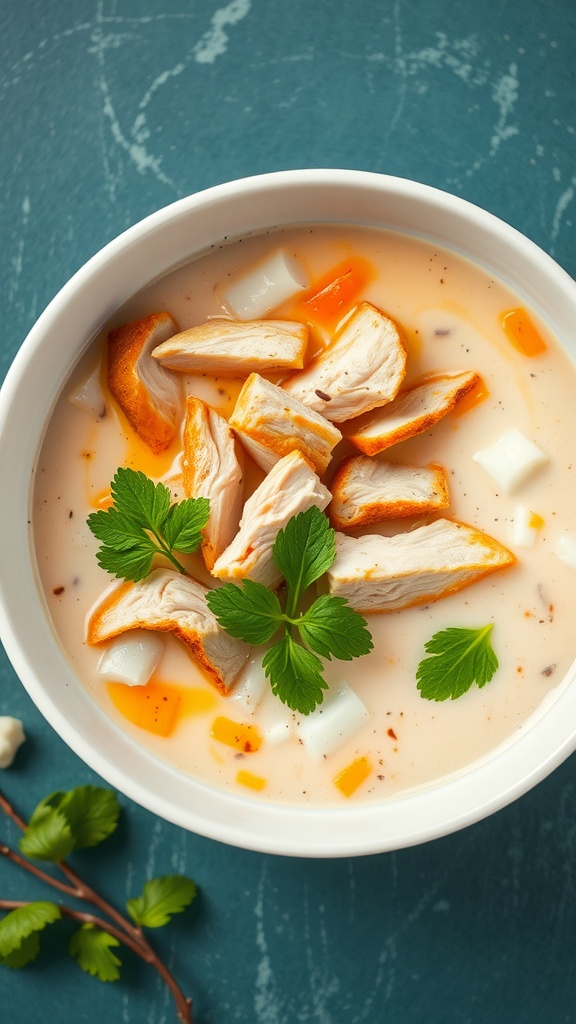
[1,169,576,858]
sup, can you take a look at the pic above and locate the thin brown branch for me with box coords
[0,787,193,1024]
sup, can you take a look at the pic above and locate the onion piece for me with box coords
[296,680,370,761]
[473,428,548,493]
[227,649,269,713]
[555,533,576,570]
[97,631,164,687]
[68,363,106,419]
[221,249,308,319]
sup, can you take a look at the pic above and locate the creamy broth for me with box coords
[33,225,576,805]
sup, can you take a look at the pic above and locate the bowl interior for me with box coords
[2,169,576,857]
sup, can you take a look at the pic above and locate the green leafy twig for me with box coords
[207,506,373,714]
[87,467,209,581]
[0,785,196,1023]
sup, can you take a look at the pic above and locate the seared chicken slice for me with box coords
[281,302,407,422]
[108,312,182,453]
[229,372,342,475]
[327,518,515,612]
[151,318,307,376]
[348,371,480,456]
[87,568,249,693]
[329,457,450,529]
[183,395,244,571]
[212,451,331,588]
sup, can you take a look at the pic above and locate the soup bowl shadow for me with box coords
[1,169,576,858]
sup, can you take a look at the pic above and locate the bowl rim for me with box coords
[2,167,576,858]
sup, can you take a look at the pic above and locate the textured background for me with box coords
[1,1,575,1021]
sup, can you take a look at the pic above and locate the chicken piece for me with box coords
[347,371,480,456]
[281,302,407,422]
[151,317,307,376]
[183,395,244,571]
[87,569,249,693]
[329,457,450,529]
[229,372,342,475]
[327,518,515,612]
[212,451,331,588]
[108,312,182,453]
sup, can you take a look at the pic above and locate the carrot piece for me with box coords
[296,256,375,330]
[501,308,547,357]
[451,376,490,417]
[236,769,267,792]
[107,681,182,737]
[211,716,262,753]
[334,755,372,797]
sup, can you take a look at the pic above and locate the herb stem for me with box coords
[0,787,193,1024]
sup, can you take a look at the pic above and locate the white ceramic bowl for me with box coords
[2,169,576,858]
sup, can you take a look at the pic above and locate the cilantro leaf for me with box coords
[416,624,499,701]
[19,804,75,862]
[55,786,121,849]
[263,634,328,715]
[0,902,61,966]
[87,467,210,582]
[298,594,373,660]
[69,924,122,982]
[126,875,197,929]
[206,580,283,645]
[19,787,120,860]
[111,468,171,532]
[0,931,42,968]
[273,505,335,603]
[162,497,210,553]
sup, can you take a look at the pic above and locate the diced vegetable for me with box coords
[222,249,308,319]
[297,256,374,330]
[555,533,576,570]
[473,428,549,493]
[68,362,107,418]
[333,756,372,797]
[501,308,547,357]
[253,689,296,746]
[0,717,25,768]
[210,716,262,752]
[97,632,164,687]
[227,650,269,713]
[236,769,267,792]
[107,681,182,736]
[508,505,544,548]
[296,680,371,760]
[451,376,490,417]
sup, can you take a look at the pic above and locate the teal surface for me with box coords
[1,1,576,1021]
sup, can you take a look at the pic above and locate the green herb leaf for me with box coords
[19,804,75,862]
[55,786,121,849]
[263,634,328,715]
[0,902,61,966]
[87,467,210,582]
[206,580,283,645]
[416,624,499,701]
[162,496,210,552]
[0,930,42,968]
[298,594,373,660]
[126,875,197,929]
[207,506,373,714]
[69,924,122,982]
[19,786,120,860]
[273,505,336,602]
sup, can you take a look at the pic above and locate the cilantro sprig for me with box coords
[87,467,209,581]
[416,624,499,701]
[207,506,373,715]
[0,784,196,1022]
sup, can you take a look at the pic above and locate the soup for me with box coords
[32,224,576,805]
